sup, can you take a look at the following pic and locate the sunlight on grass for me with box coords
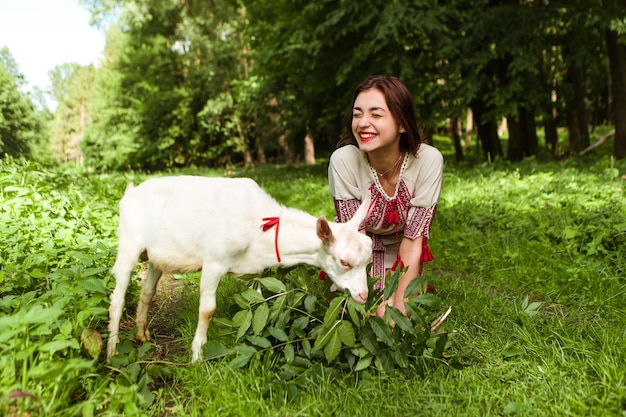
[1,153,625,416]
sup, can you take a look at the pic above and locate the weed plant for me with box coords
[0,145,625,416]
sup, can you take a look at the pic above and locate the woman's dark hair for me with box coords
[337,75,421,156]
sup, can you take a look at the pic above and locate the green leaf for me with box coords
[253,302,269,335]
[80,277,109,293]
[304,294,317,313]
[374,352,394,373]
[246,335,272,349]
[233,294,250,309]
[354,356,373,371]
[403,276,426,298]
[270,294,287,322]
[229,346,257,370]
[40,339,80,354]
[229,346,256,369]
[369,317,395,347]
[385,306,416,335]
[323,297,344,328]
[337,320,356,348]
[313,320,340,351]
[292,316,309,330]
[413,293,441,308]
[393,348,409,368]
[302,339,312,358]
[404,303,426,328]
[284,343,295,363]
[268,326,289,342]
[360,327,379,354]
[346,297,365,325]
[258,277,286,293]
[235,310,252,341]
[383,268,401,301]
[242,288,266,304]
[432,333,448,358]
[212,317,234,328]
[202,341,228,359]
[323,330,342,362]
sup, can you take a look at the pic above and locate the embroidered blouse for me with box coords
[328,144,443,281]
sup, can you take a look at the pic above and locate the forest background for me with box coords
[2,0,626,169]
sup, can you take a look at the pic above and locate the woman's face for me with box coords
[351,88,402,154]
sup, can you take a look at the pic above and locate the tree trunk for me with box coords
[446,117,464,162]
[464,109,473,151]
[304,128,316,165]
[543,102,559,157]
[523,107,538,157]
[507,114,524,162]
[507,107,538,162]
[605,2,626,158]
[471,99,503,161]
[565,64,590,153]
[257,147,267,164]
[243,149,254,167]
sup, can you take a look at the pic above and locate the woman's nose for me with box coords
[357,116,370,128]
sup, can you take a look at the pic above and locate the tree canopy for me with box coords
[2,0,626,169]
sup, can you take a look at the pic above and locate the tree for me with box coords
[244,0,459,160]
[83,0,250,170]
[604,0,626,159]
[49,63,96,163]
[0,47,43,159]
[78,0,622,167]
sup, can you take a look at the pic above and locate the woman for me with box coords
[328,75,443,316]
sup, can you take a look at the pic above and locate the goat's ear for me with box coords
[347,189,371,229]
[316,216,335,246]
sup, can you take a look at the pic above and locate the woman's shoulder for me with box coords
[404,143,443,177]
[415,143,443,162]
[329,145,368,172]
[330,144,364,162]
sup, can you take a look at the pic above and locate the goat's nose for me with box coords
[356,291,368,304]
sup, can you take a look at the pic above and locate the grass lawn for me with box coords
[1,135,625,416]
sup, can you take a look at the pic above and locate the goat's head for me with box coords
[316,194,372,304]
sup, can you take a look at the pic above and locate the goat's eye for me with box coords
[339,259,352,269]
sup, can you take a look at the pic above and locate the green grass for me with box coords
[1,135,625,416]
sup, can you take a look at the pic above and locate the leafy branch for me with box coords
[208,265,457,382]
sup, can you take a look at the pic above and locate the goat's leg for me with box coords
[107,248,142,359]
[191,264,225,362]
[136,262,163,343]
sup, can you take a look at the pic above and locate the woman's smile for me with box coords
[358,131,378,143]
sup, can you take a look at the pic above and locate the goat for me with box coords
[107,176,372,362]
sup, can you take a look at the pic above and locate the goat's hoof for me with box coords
[136,329,151,342]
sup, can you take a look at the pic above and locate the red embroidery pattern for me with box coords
[404,204,438,240]
[333,199,360,223]
[363,181,411,230]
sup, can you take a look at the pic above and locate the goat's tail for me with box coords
[124,182,135,194]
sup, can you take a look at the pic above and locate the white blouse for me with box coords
[328,144,443,280]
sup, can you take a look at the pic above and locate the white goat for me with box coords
[107,176,372,362]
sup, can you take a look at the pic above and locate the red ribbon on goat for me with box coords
[261,217,281,262]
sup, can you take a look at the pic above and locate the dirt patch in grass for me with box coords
[118,268,192,361]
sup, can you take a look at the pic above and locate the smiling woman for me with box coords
[0,0,104,92]
[328,75,444,318]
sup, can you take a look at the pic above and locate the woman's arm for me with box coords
[393,235,424,315]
